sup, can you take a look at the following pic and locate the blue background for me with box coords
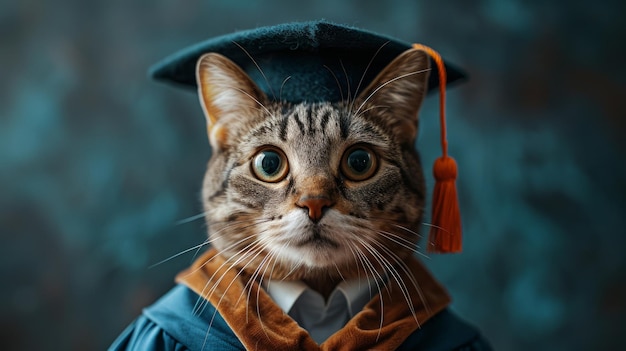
[1,0,625,350]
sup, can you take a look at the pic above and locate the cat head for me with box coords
[196,48,430,285]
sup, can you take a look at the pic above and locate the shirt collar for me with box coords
[264,278,378,317]
[263,279,309,314]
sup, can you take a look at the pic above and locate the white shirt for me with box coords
[264,279,377,344]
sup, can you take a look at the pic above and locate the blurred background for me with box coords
[1,0,625,350]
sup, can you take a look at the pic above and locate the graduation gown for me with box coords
[110,249,491,350]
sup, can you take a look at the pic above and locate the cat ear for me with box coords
[355,48,430,142]
[196,53,268,149]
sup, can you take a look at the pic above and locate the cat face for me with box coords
[196,49,430,283]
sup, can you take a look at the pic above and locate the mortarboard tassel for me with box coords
[412,44,462,253]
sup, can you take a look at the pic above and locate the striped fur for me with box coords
[197,49,430,296]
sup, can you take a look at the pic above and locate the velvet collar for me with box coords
[176,248,451,351]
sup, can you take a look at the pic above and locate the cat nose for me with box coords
[296,196,335,222]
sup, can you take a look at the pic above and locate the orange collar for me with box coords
[176,248,451,351]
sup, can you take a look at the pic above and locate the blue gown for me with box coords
[110,285,491,351]
[110,249,492,351]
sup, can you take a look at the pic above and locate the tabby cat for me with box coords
[197,47,428,300]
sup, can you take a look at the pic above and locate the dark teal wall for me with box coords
[1,1,625,350]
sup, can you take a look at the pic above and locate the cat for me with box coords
[110,45,491,351]
[196,47,428,300]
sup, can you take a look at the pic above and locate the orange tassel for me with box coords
[412,44,462,253]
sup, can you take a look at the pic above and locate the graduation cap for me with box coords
[150,21,463,253]
[149,21,465,102]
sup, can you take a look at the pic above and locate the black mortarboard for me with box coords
[149,20,466,103]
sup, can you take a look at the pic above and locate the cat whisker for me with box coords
[215,239,278,338]
[371,240,422,294]
[368,239,423,325]
[333,261,347,284]
[210,239,267,295]
[232,41,276,99]
[357,237,420,338]
[201,240,269,326]
[262,240,291,290]
[354,238,394,301]
[388,222,425,239]
[175,212,207,225]
[198,240,272,349]
[353,68,431,117]
[339,59,351,107]
[362,235,422,321]
[369,234,429,315]
[421,221,449,232]
[160,218,268,271]
[192,232,269,309]
[240,248,271,323]
[200,321,213,351]
[323,65,344,103]
[249,242,286,338]
[212,230,275,309]
[148,239,211,269]
[343,241,362,286]
[240,237,275,304]
[377,230,420,252]
[233,87,272,117]
[351,41,389,107]
[254,246,276,296]
[151,226,245,271]
[377,230,429,260]
[345,239,382,298]
[279,76,292,102]
[193,241,257,315]
[211,217,272,227]
[352,241,386,339]
[354,104,390,119]
[364,217,428,257]
[281,254,305,281]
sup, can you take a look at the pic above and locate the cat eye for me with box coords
[341,145,378,181]
[251,147,289,183]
